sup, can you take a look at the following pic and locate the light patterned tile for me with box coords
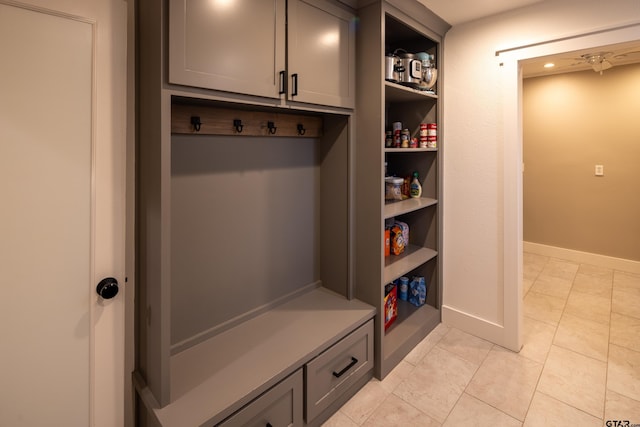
[577,263,614,279]
[361,394,440,427]
[436,328,493,366]
[608,344,640,402]
[572,264,613,298]
[610,312,640,353]
[541,258,579,281]
[554,312,609,361]
[404,322,449,366]
[523,277,535,297]
[523,252,549,269]
[393,346,478,423]
[322,410,360,427]
[524,291,566,326]
[520,316,556,364]
[612,272,640,319]
[466,346,542,421]
[524,253,547,282]
[564,291,611,324]
[529,274,573,299]
[614,271,640,293]
[612,288,640,320]
[523,392,602,427]
[577,263,614,277]
[379,360,414,393]
[444,393,521,427]
[339,380,389,425]
[605,390,640,425]
[537,345,607,418]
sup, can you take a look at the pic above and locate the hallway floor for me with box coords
[323,253,640,426]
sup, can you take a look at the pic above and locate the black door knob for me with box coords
[96,277,119,299]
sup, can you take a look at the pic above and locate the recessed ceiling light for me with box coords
[544,63,555,68]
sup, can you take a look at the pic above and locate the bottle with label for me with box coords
[410,171,422,198]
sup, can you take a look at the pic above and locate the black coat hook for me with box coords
[233,119,243,133]
[190,116,202,132]
[267,121,277,135]
[297,123,306,136]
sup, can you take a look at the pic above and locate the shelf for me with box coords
[384,245,437,283]
[383,302,440,366]
[385,81,438,103]
[384,197,437,219]
[385,147,437,153]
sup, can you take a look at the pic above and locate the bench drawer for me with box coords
[305,320,374,422]
[217,369,303,427]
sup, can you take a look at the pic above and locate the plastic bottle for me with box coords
[410,171,422,198]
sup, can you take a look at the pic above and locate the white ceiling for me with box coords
[417,0,640,78]
[417,0,545,26]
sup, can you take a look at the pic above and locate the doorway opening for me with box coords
[495,22,640,350]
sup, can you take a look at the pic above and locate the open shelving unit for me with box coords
[355,0,448,378]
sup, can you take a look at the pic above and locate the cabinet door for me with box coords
[169,0,286,99]
[217,369,303,427]
[288,0,355,108]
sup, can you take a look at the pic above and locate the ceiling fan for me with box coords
[570,48,640,75]
[578,52,613,74]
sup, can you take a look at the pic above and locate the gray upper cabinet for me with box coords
[169,0,286,100]
[169,0,355,109]
[288,0,355,108]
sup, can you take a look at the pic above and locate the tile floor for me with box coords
[323,253,640,426]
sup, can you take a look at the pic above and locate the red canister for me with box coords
[427,123,437,147]
[419,123,428,147]
[392,121,402,148]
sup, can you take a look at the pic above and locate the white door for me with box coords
[0,1,128,426]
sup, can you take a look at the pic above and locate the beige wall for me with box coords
[523,63,640,261]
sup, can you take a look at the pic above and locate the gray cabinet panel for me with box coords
[217,369,303,427]
[169,0,286,99]
[305,319,374,422]
[288,0,356,108]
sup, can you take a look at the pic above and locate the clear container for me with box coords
[385,177,404,201]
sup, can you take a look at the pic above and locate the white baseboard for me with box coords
[441,305,521,352]
[524,242,640,274]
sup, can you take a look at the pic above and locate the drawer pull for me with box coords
[332,357,358,378]
[266,424,272,427]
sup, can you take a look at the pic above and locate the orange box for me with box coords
[384,228,390,257]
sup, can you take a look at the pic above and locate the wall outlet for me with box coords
[595,164,604,176]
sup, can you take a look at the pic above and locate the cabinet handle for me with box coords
[291,73,298,97]
[332,357,358,378]
[278,70,286,95]
[266,424,273,427]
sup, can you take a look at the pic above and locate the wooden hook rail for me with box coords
[172,103,323,138]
